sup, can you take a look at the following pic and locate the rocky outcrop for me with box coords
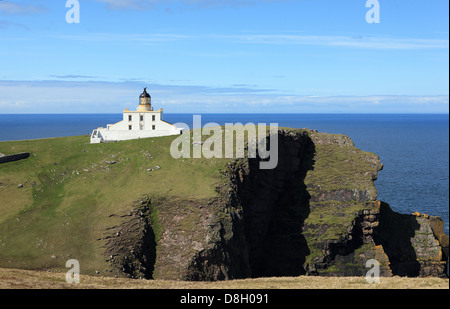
[220,129,314,278]
[305,201,392,277]
[102,196,157,279]
[0,152,30,164]
[375,205,448,277]
[104,128,449,280]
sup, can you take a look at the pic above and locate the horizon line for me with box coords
[0,112,448,115]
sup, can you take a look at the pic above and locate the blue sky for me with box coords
[0,0,448,113]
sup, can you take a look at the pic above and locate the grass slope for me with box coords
[0,134,228,274]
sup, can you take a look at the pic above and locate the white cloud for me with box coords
[53,31,449,50]
[0,20,29,30]
[0,2,47,15]
[213,34,449,50]
[0,80,448,114]
[94,0,285,10]
[53,32,194,44]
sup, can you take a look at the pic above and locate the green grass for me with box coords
[301,131,383,267]
[0,134,230,274]
[0,128,386,277]
[305,133,380,195]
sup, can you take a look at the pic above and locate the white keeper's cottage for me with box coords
[90,88,182,143]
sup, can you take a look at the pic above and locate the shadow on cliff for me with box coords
[241,131,315,277]
[103,197,157,280]
[374,201,421,276]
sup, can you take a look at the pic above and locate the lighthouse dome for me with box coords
[138,87,152,111]
[139,87,151,99]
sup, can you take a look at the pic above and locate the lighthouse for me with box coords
[90,88,182,143]
[138,87,152,111]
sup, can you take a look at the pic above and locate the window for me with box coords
[128,125,132,130]
[140,115,144,121]
[152,115,156,121]
[140,125,143,130]
[152,125,156,130]
[128,115,132,122]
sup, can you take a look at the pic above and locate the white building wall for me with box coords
[90,110,181,143]
[92,128,180,142]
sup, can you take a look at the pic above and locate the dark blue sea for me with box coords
[0,113,448,235]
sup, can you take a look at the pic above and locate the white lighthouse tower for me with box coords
[90,88,181,143]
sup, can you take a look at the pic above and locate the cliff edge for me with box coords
[103,129,449,280]
[0,129,447,280]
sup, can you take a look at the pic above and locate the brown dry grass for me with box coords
[0,267,447,289]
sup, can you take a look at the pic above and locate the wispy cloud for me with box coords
[95,0,147,10]
[0,80,448,114]
[53,31,449,50]
[0,1,47,15]
[50,75,99,79]
[53,32,193,43]
[0,20,29,30]
[95,0,286,10]
[213,34,450,50]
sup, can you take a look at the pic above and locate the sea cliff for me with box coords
[0,129,447,280]
[101,129,449,280]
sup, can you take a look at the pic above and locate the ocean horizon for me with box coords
[0,113,448,235]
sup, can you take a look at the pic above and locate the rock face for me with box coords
[104,129,449,280]
[375,206,448,277]
[102,196,157,279]
[0,152,30,164]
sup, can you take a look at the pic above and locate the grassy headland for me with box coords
[0,134,229,274]
[1,128,447,284]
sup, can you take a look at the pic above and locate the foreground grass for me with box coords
[0,268,447,289]
[0,135,228,274]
